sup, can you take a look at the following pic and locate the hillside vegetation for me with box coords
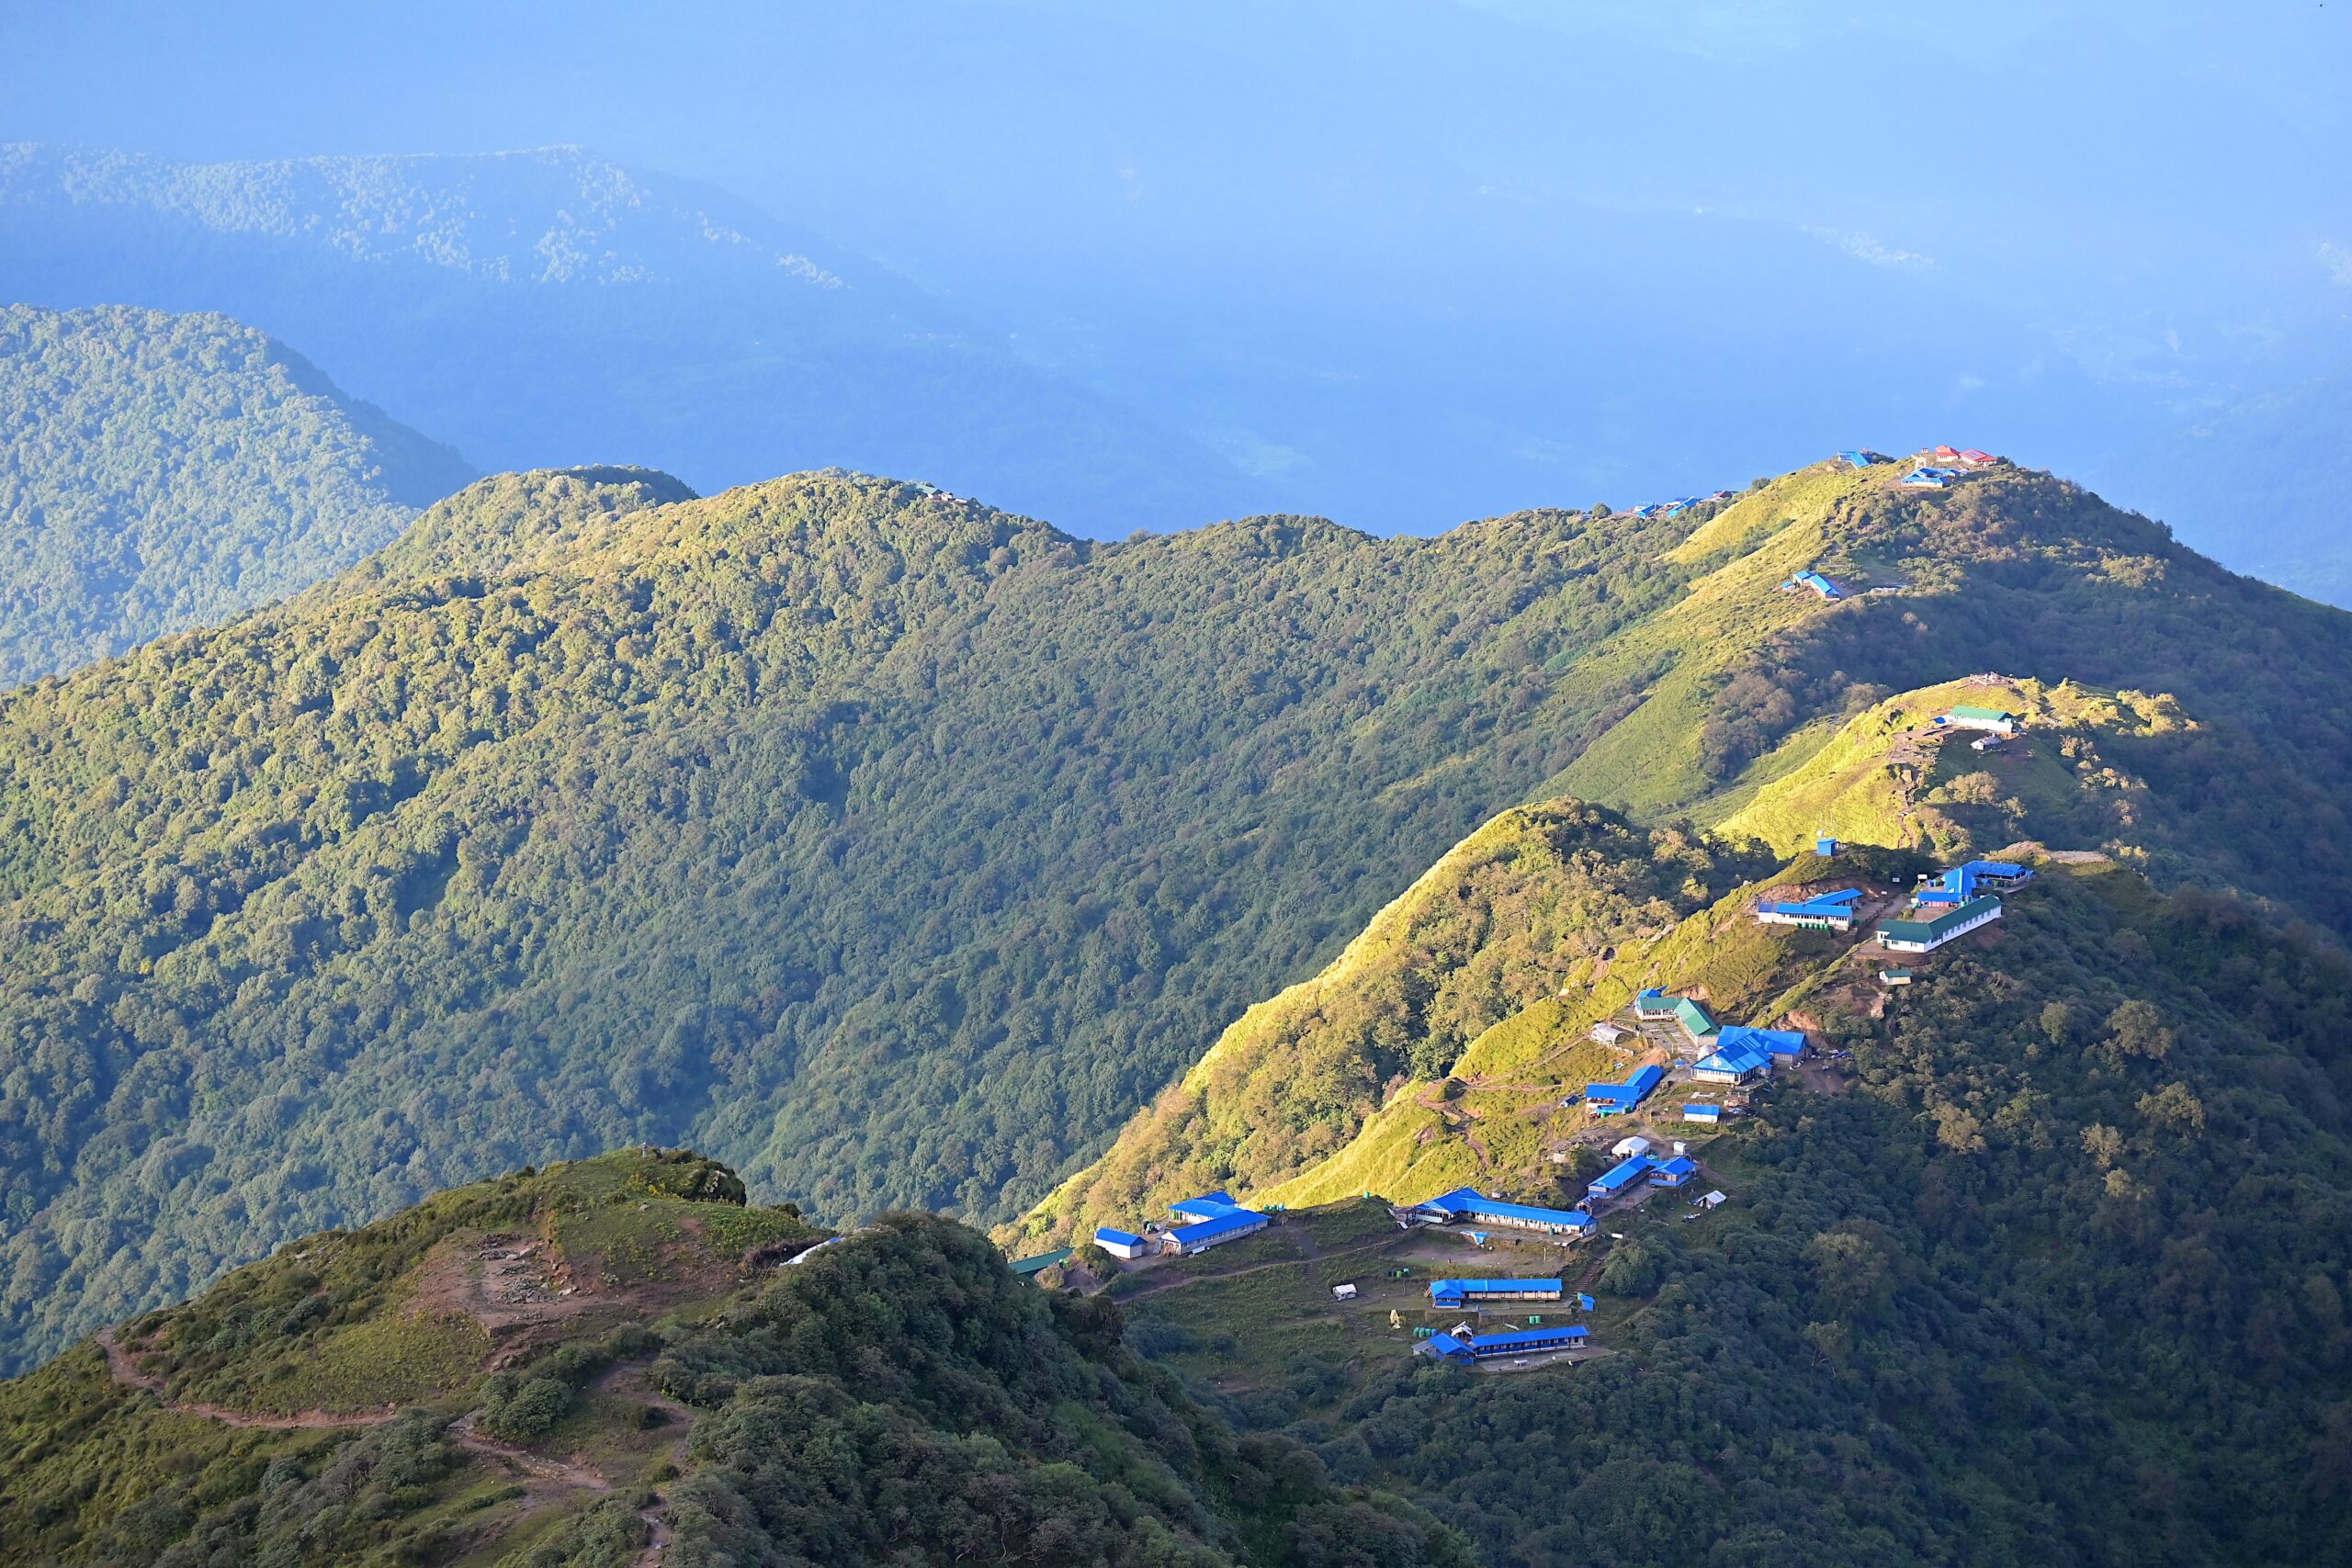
[0,304,473,683]
[6,454,2352,1375]
[0,468,1693,1370]
[0,1149,1464,1566]
[1023,802,1777,1244]
[1085,834,2352,1563]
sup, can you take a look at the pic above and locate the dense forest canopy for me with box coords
[3,455,2351,1378]
[1125,863,2352,1566]
[0,303,473,684]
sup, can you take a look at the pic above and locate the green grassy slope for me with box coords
[1713,675,2191,859]
[0,1152,1464,1568]
[1016,801,1777,1247]
[1026,649,2284,1241]
[0,303,475,684]
[1547,458,2352,935]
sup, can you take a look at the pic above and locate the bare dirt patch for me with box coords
[405,1232,605,1368]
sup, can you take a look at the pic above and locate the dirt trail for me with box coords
[634,1504,674,1568]
[1116,1230,1407,1301]
[98,1325,616,1498]
[448,1412,611,1490]
[96,1328,400,1429]
[594,1359,695,1566]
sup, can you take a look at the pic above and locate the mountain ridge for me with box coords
[0,301,475,684]
[5,452,2352,1380]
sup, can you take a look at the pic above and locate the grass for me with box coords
[555,1203,690,1286]
[687,1203,816,1256]
[1126,1262,1374,1394]
[1549,463,1883,817]
[261,1308,492,1415]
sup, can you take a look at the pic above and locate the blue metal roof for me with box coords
[1695,1041,1771,1076]
[1093,1227,1141,1247]
[1167,1209,1264,1246]
[1718,1025,1806,1057]
[1652,1156,1699,1179]
[1466,1326,1588,1351]
[1682,1102,1722,1119]
[1770,897,1858,919]
[1590,1154,1655,1193]
[1414,1187,1593,1229]
[1415,1187,1478,1215]
[1924,860,2034,903]
[1588,1068,1663,1114]
[1638,987,1664,999]
[1469,1197,1593,1228]
[1427,1331,1468,1356]
[1170,1190,1241,1219]
[1430,1278,1565,1300]
[1450,1191,1592,1228]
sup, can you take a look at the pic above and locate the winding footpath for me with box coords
[96,1327,401,1430]
[95,1325,656,1550]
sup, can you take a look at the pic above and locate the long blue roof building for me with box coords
[1424,1325,1589,1362]
[1410,1187,1595,1236]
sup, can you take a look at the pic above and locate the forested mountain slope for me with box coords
[0,1148,1464,1567]
[1105,856,2352,1565]
[1020,669,2241,1246]
[4,454,2351,1374]
[0,141,1262,535]
[1036,788,2352,1560]
[0,468,1692,1371]
[0,303,472,683]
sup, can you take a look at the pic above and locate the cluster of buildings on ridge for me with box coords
[1090,1189,1272,1261]
[1621,441,2006,525]
[1752,854,2031,962]
[1838,445,2001,490]
[1396,1129,1710,1244]
[1746,700,2033,964]
[1628,489,1739,520]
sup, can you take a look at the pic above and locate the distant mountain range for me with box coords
[0,141,1268,536]
[0,302,472,684]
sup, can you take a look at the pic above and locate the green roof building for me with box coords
[1008,1247,1074,1279]
[1671,997,1719,1042]
[1878,896,2003,953]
